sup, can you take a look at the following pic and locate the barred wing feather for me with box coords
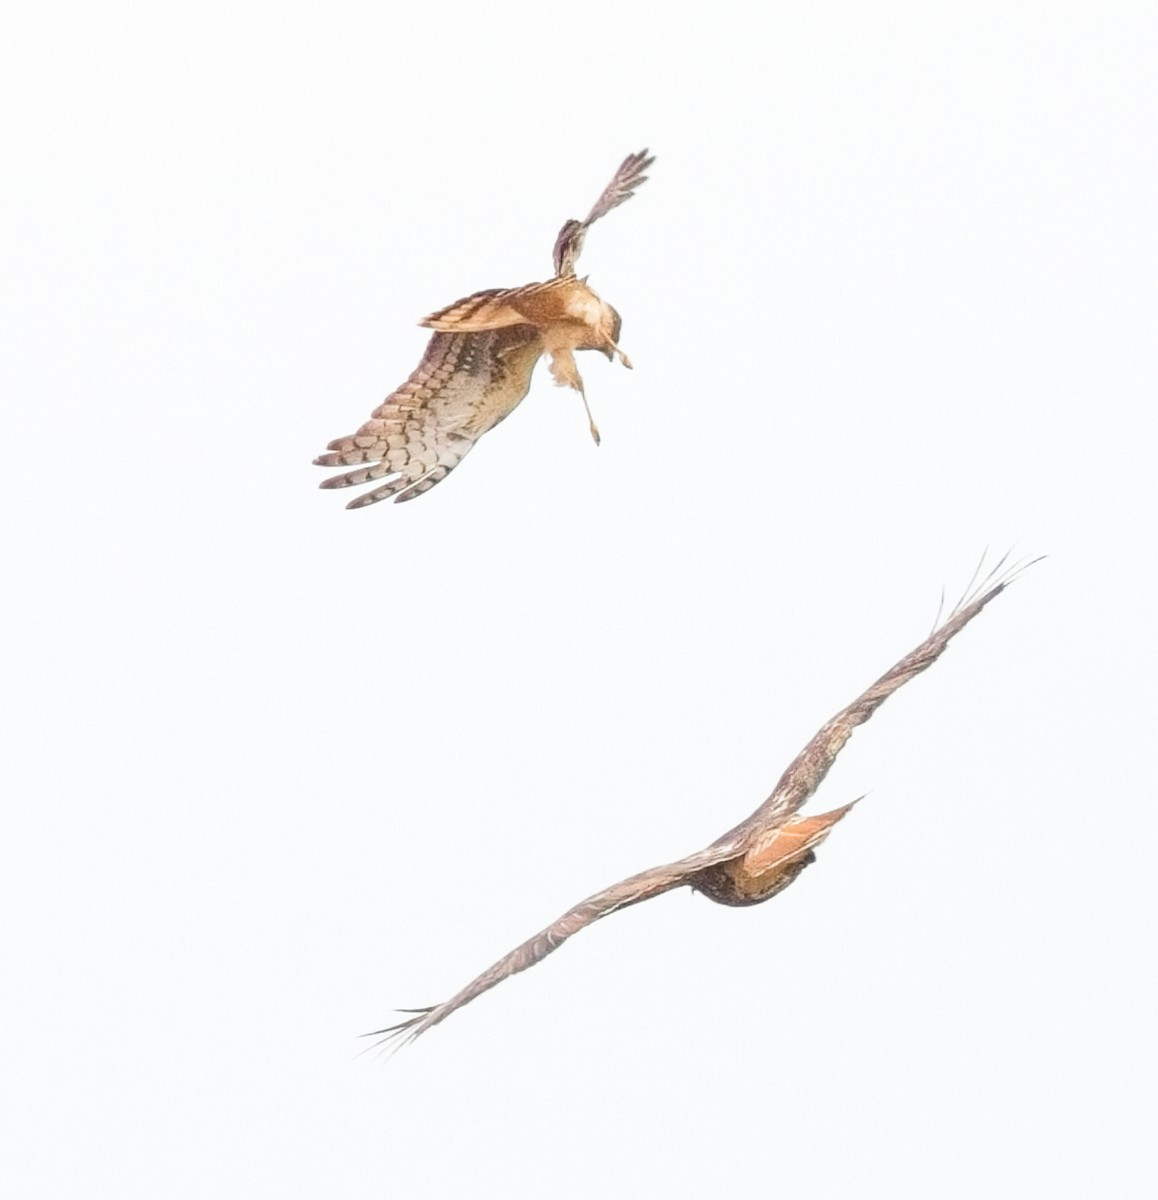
[314,327,542,507]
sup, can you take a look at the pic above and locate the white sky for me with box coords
[2,2,1155,1196]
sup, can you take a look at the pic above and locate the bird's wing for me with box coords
[365,840,745,1050]
[420,279,574,333]
[552,149,655,277]
[728,553,1041,849]
[314,326,542,508]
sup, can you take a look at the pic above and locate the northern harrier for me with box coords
[367,557,1035,1048]
[314,150,654,507]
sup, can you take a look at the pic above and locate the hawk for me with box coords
[314,150,654,507]
[367,556,1036,1049]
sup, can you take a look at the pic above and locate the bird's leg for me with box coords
[578,380,601,445]
[549,350,601,445]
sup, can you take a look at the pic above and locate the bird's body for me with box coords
[690,805,857,907]
[421,276,620,350]
[315,151,653,507]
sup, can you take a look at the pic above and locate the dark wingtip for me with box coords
[356,1007,436,1058]
[955,550,1045,617]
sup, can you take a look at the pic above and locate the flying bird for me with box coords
[314,150,654,507]
[366,556,1036,1049]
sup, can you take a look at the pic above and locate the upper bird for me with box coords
[313,150,654,508]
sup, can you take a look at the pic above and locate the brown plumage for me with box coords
[314,151,654,508]
[366,556,1036,1049]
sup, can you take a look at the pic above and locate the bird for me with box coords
[313,150,654,508]
[365,555,1037,1049]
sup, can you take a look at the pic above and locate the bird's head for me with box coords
[602,305,623,360]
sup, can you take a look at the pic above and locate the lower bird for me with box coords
[366,555,1037,1049]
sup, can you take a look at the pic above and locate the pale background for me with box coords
[2,2,1155,1196]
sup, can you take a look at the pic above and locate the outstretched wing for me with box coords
[553,149,655,277]
[729,553,1042,852]
[314,326,542,508]
[365,841,742,1050]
